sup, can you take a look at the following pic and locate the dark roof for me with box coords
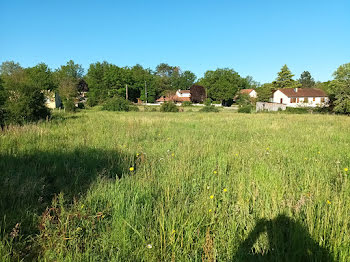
[278,88,327,98]
[178,90,191,93]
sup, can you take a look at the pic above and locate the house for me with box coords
[156,89,191,103]
[240,89,257,98]
[272,88,328,108]
[44,90,62,109]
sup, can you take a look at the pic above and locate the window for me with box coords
[313,97,315,101]
[297,98,300,103]
[321,97,325,103]
[304,97,309,103]
[290,98,296,103]
[280,98,283,103]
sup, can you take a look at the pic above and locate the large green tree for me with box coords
[257,83,274,102]
[199,68,245,102]
[272,65,301,89]
[26,63,56,90]
[332,63,350,114]
[298,71,315,88]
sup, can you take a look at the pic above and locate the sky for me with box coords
[1,0,349,84]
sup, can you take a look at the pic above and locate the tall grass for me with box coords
[1,109,350,261]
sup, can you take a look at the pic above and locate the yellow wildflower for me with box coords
[136,153,139,157]
[327,200,331,205]
[81,204,84,209]
[76,227,82,232]
[210,195,214,199]
[213,170,217,174]
[209,209,212,213]
[266,147,269,150]
[129,167,134,171]
[223,188,227,192]
[344,168,348,172]
[172,229,176,234]
[171,153,175,157]
[235,153,238,156]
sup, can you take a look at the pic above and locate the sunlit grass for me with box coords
[1,109,350,261]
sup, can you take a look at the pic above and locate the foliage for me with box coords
[58,78,78,112]
[332,63,350,114]
[190,84,206,103]
[298,71,315,88]
[181,101,192,107]
[257,83,274,102]
[238,104,253,113]
[102,96,134,112]
[198,68,247,102]
[160,102,179,112]
[272,65,301,89]
[235,93,252,106]
[284,107,310,114]
[204,98,212,106]
[199,105,219,112]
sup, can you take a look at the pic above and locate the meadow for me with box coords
[1,109,350,261]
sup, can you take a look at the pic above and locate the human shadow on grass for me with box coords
[0,147,133,253]
[234,215,333,262]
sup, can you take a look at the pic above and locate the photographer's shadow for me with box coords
[235,214,333,262]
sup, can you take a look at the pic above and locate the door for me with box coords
[280,98,283,104]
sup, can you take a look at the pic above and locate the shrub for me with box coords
[182,101,192,107]
[160,102,179,112]
[238,104,253,113]
[6,86,51,124]
[204,98,212,107]
[63,99,76,112]
[144,106,158,112]
[102,97,132,112]
[285,107,310,114]
[199,105,219,112]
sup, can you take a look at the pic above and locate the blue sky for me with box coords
[1,0,349,83]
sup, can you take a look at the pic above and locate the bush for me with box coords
[160,102,179,112]
[63,99,76,112]
[285,107,310,114]
[238,104,253,113]
[204,98,212,106]
[199,105,219,112]
[102,97,132,112]
[182,101,192,107]
[77,102,85,109]
[6,86,51,124]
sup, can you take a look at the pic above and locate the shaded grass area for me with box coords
[1,110,350,261]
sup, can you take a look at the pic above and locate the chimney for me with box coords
[294,88,298,92]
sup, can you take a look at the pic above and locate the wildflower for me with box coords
[136,153,139,157]
[318,151,320,154]
[344,168,348,172]
[266,147,269,150]
[209,209,212,213]
[172,229,176,234]
[304,157,308,160]
[147,244,152,249]
[81,204,84,209]
[327,200,331,205]
[223,188,227,192]
[235,153,238,156]
[76,227,82,232]
[213,170,217,174]
[171,153,175,157]
[210,195,214,199]
[129,167,134,171]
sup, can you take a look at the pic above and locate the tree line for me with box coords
[0,60,349,127]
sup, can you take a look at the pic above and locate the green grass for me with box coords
[1,109,350,261]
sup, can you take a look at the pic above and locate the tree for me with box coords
[298,71,315,88]
[272,65,301,89]
[257,83,274,102]
[0,61,22,76]
[332,63,350,114]
[198,68,244,102]
[190,85,206,103]
[26,63,56,90]
[0,77,6,129]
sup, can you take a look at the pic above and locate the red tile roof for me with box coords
[178,90,191,94]
[156,95,191,102]
[278,88,327,98]
[240,89,255,94]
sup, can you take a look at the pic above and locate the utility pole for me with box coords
[145,81,147,103]
[125,84,128,100]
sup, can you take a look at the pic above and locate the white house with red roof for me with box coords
[156,89,191,103]
[272,88,329,107]
[239,89,257,98]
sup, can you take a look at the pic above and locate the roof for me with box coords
[277,88,327,98]
[156,95,191,102]
[178,90,191,94]
[240,89,255,94]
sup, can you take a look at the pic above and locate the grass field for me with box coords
[1,109,350,261]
